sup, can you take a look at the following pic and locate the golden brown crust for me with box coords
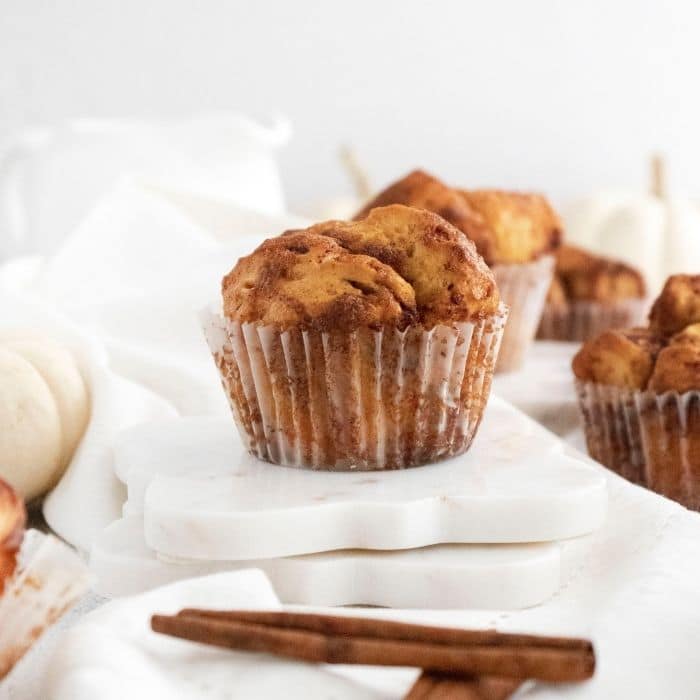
[572,328,664,389]
[222,204,499,330]
[354,171,498,264]
[648,343,700,393]
[670,323,700,346]
[553,245,646,303]
[459,189,563,264]
[649,274,700,336]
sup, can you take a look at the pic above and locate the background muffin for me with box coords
[206,204,507,470]
[573,274,700,509]
[356,170,561,372]
[538,245,647,342]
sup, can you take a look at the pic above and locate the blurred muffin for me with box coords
[538,245,647,342]
[356,171,561,371]
[0,479,25,595]
[0,478,89,679]
[458,189,562,265]
[573,275,700,508]
[205,204,507,470]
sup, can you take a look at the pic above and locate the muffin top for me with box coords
[572,328,663,389]
[222,204,500,330]
[354,170,496,263]
[354,170,561,265]
[550,245,646,304]
[573,274,700,392]
[459,189,562,265]
[649,274,700,335]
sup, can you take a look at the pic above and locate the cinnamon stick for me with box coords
[176,609,591,652]
[151,611,595,683]
[405,672,521,700]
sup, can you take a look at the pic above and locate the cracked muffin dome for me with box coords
[573,275,700,393]
[649,274,700,335]
[222,204,500,330]
[551,245,646,303]
[354,170,498,264]
[459,189,563,265]
[572,328,664,389]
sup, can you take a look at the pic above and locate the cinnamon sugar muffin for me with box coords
[205,204,507,470]
[573,275,700,509]
[538,245,647,342]
[0,478,89,679]
[0,479,24,595]
[356,171,561,372]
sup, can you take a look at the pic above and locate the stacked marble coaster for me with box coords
[91,396,607,610]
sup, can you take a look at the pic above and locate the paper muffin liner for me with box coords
[537,298,648,343]
[202,304,508,470]
[576,380,700,510]
[0,530,91,679]
[492,255,554,373]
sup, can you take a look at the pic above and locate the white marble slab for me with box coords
[91,516,561,610]
[112,397,606,560]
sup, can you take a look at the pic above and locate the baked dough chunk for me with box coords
[354,170,497,264]
[554,245,645,302]
[460,189,562,264]
[648,343,700,393]
[649,274,700,336]
[572,328,664,389]
[222,204,499,330]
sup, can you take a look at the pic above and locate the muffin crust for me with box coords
[648,344,700,393]
[460,189,562,264]
[649,274,700,335]
[354,171,496,263]
[572,328,663,389]
[223,204,499,330]
[552,245,646,303]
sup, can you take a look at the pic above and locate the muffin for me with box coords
[0,478,90,679]
[356,171,561,371]
[537,245,647,342]
[0,479,25,595]
[203,204,508,470]
[573,274,700,509]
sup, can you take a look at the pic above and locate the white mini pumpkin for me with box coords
[562,158,700,294]
[0,331,89,501]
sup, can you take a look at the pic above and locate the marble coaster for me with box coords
[113,397,607,561]
[91,516,561,610]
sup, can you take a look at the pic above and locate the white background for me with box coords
[2,0,699,211]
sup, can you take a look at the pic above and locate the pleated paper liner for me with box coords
[493,255,554,373]
[0,530,91,679]
[537,298,648,343]
[202,304,508,470]
[576,380,700,510]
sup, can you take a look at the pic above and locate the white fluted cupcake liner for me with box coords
[202,305,508,470]
[0,530,91,679]
[537,298,648,343]
[576,380,700,510]
[492,255,554,373]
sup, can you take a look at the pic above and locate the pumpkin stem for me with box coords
[650,154,667,199]
[340,145,372,201]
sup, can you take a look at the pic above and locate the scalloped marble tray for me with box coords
[113,396,607,561]
[91,516,561,609]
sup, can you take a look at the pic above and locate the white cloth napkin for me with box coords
[0,180,307,551]
[40,570,378,700]
[0,114,292,259]
[28,467,700,700]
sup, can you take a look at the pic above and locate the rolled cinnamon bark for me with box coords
[151,611,595,683]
